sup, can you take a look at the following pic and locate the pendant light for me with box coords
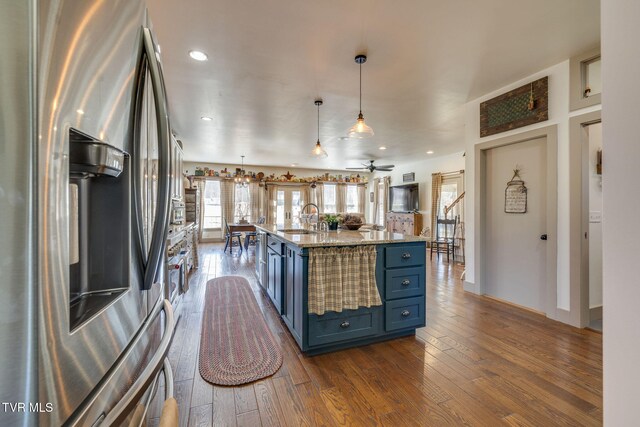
[311,99,328,158]
[348,54,374,139]
[235,155,250,187]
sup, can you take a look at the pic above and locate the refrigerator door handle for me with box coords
[67,282,175,426]
[141,27,172,290]
[100,295,175,426]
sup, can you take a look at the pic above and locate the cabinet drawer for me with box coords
[308,307,380,347]
[185,193,196,203]
[385,245,425,268]
[385,297,425,331]
[267,235,283,253]
[385,267,425,300]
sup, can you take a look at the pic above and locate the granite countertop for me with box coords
[255,224,427,248]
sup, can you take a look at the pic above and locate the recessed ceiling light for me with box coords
[189,50,208,61]
[426,150,434,154]
[200,116,213,121]
[76,109,84,115]
[338,136,350,141]
[379,146,387,150]
[291,163,298,167]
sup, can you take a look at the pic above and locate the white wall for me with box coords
[368,152,465,225]
[463,60,601,312]
[587,123,602,309]
[602,0,640,423]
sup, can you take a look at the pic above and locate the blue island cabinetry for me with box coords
[260,232,426,354]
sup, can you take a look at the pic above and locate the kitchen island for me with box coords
[256,224,427,354]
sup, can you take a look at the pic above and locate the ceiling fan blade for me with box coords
[375,168,393,171]
[346,167,367,170]
[375,164,395,169]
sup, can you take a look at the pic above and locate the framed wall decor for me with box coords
[504,169,527,214]
[402,172,415,183]
[480,76,549,137]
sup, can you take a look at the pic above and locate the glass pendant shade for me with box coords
[348,54,374,139]
[311,140,328,158]
[312,99,328,158]
[348,113,374,138]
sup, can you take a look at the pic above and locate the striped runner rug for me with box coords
[199,276,282,386]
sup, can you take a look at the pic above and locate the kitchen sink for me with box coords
[277,229,317,235]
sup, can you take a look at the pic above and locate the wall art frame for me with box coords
[480,76,549,138]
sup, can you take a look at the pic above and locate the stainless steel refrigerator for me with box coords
[1,1,177,425]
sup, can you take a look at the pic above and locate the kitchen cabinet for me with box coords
[171,135,183,199]
[258,225,426,354]
[385,212,423,236]
[184,187,199,225]
[266,238,284,314]
[284,244,304,343]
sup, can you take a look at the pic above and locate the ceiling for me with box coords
[147,0,600,170]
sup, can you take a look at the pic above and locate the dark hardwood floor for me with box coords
[149,242,603,426]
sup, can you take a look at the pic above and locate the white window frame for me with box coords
[202,180,222,231]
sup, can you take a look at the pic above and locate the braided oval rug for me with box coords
[199,276,282,386]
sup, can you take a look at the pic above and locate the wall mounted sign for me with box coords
[504,169,527,214]
[403,172,415,183]
[480,76,549,137]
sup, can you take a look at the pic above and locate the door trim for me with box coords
[474,125,559,320]
[569,110,602,327]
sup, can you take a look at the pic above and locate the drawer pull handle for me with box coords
[340,321,350,329]
[401,252,412,259]
[401,279,411,286]
[401,310,411,317]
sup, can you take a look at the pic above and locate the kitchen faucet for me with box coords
[301,203,320,230]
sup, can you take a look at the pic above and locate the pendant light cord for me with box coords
[317,102,320,141]
[359,62,362,114]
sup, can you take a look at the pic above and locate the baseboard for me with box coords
[483,294,546,316]
[590,305,603,321]
[463,280,480,294]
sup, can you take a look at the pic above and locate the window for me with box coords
[346,185,359,213]
[323,184,336,213]
[203,180,221,229]
[570,47,601,111]
[234,184,250,222]
[377,183,385,226]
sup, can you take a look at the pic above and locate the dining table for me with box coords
[227,223,256,254]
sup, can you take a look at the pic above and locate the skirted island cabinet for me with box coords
[256,224,427,354]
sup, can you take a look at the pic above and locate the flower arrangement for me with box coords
[323,214,340,230]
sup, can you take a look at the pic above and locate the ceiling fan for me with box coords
[346,160,395,172]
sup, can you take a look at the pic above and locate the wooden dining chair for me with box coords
[243,216,266,250]
[224,221,243,254]
[430,216,458,262]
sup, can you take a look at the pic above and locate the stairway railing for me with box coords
[444,191,465,218]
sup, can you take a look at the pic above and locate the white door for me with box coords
[276,187,303,227]
[586,122,603,328]
[485,137,547,312]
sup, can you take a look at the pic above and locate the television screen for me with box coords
[389,183,419,212]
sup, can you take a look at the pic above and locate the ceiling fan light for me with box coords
[311,140,328,158]
[348,115,374,139]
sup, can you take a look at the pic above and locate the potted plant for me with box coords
[324,214,340,231]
